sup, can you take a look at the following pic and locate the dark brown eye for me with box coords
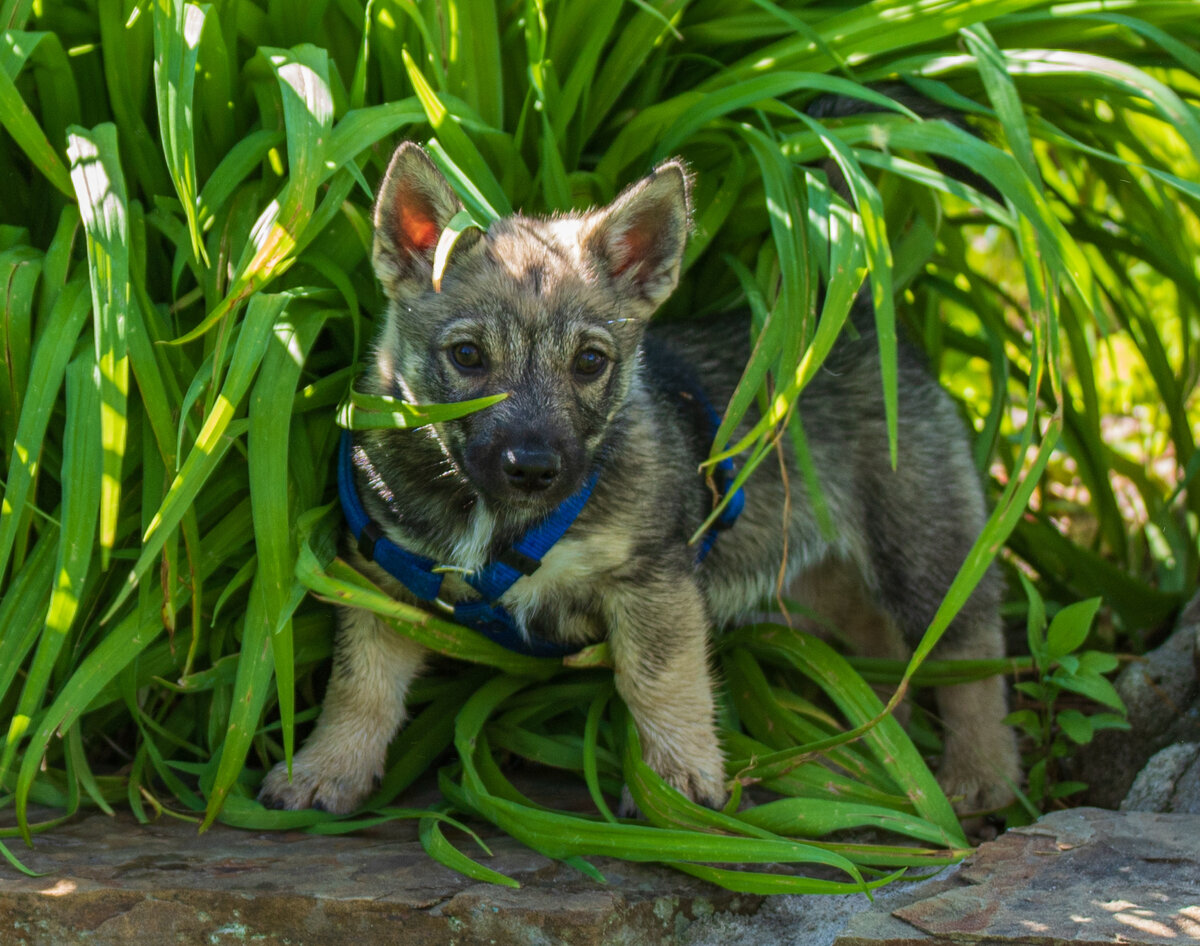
[574,349,607,377]
[450,342,483,370]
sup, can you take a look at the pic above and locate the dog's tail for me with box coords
[807,82,1001,206]
[806,84,1000,338]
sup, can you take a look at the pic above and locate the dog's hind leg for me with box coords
[259,607,428,813]
[925,616,1020,813]
[860,497,1021,813]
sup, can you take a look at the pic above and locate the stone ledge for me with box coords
[1,807,761,946]
[7,807,1198,945]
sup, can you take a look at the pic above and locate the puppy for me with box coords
[260,141,1019,816]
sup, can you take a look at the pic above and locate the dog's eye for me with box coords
[450,342,484,370]
[574,349,607,378]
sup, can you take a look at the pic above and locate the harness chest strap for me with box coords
[336,395,745,657]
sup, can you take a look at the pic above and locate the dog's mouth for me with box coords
[461,438,589,515]
[476,472,588,517]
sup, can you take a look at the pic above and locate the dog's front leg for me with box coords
[259,606,428,813]
[607,575,726,811]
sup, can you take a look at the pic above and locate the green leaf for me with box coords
[153,0,209,264]
[1055,709,1093,745]
[67,123,131,570]
[105,293,289,621]
[336,387,507,431]
[0,55,72,196]
[0,280,90,582]
[1046,597,1100,661]
[1051,670,1126,714]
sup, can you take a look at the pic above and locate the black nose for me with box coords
[502,446,561,491]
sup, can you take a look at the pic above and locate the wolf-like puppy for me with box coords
[260,143,1020,815]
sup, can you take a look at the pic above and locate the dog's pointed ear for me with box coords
[584,160,691,311]
[373,143,465,298]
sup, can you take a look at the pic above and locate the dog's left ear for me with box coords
[584,160,691,310]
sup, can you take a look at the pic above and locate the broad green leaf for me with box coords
[1045,597,1101,661]
[105,293,288,621]
[67,123,130,570]
[153,0,208,264]
[0,279,90,581]
[0,56,71,196]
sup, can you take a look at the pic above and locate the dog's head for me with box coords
[367,143,690,521]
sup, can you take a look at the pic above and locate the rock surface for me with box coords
[5,807,1199,945]
[1073,591,1200,809]
[0,808,765,946]
[835,807,1200,945]
[1122,742,1200,813]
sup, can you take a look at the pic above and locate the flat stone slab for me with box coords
[835,808,1200,945]
[0,808,764,945]
[7,806,1198,945]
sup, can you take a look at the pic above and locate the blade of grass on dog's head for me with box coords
[432,209,486,291]
[337,388,506,430]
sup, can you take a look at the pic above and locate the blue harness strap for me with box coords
[338,431,591,658]
[338,430,444,601]
[694,398,746,563]
[336,381,744,658]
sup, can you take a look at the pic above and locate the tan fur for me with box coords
[606,579,725,809]
[259,605,428,814]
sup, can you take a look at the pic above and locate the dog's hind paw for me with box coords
[937,724,1021,815]
[258,756,377,815]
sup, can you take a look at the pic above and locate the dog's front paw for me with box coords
[258,754,378,814]
[617,754,729,818]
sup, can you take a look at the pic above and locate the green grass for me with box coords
[1,0,1198,892]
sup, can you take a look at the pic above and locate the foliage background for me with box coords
[1,0,1198,891]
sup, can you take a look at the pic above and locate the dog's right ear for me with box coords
[373,143,465,298]
[582,160,691,313]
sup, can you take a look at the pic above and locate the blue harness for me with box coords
[337,394,745,658]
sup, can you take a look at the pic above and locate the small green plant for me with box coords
[1005,578,1130,821]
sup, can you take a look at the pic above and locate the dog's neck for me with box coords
[351,425,493,570]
